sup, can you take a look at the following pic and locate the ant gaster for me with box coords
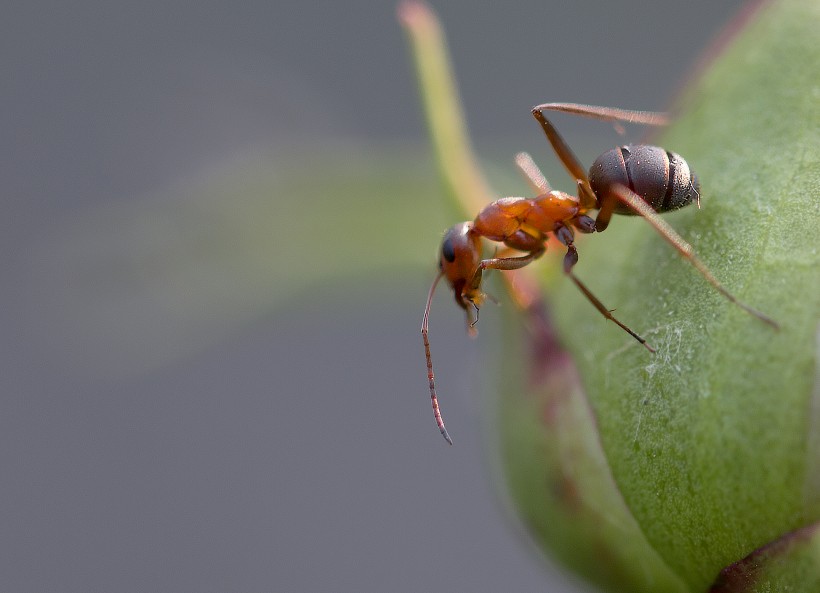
[422,102,778,445]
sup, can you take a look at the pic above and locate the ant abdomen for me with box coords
[589,145,700,215]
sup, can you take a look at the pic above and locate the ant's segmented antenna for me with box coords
[422,271,453,445]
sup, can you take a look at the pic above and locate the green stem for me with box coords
[398,0,494,215]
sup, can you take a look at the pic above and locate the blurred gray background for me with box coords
[2,1,745,591]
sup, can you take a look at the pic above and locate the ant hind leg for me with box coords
[607,184,779,329]
[530,103,669,211]
[532,103,669,126]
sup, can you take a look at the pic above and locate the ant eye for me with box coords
[441,237,456,262]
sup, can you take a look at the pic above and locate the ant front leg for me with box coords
[468,248,546,298]
[555,224,656,353]
[466,247,546,330]
[606,184,779,329]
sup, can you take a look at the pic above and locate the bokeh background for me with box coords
[2,1,747,591]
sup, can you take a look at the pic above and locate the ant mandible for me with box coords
[422,102,779,445]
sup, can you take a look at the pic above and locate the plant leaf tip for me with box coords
[396,0,433,29]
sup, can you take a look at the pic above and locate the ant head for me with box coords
[439,222,484,312]
[420,222,484,446]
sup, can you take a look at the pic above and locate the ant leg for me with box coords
[532,103,669,127]
[567,272,656,353]
[608,184,779,329]
[462,248,545,335]
[531,104,669,211]
[514,152,551,194]
[468,248,546,293]
[592,189,619,232]
[480,248,545,271]
[530,108,597,210]
[556,225,656,353]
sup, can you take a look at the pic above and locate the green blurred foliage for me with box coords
[31,150,448,375]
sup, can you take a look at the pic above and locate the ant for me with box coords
[422,102,778,445]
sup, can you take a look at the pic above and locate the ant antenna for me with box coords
[421,271,453,445]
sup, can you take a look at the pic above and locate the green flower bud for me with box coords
[403,0,819,590]
[499,1,820,591]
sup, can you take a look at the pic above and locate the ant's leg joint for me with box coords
[555,225,575,246]
[554,225,579,274]
[563,245,579,274]
[573,214,596,234]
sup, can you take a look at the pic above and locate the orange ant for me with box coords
[422,102,778,445]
